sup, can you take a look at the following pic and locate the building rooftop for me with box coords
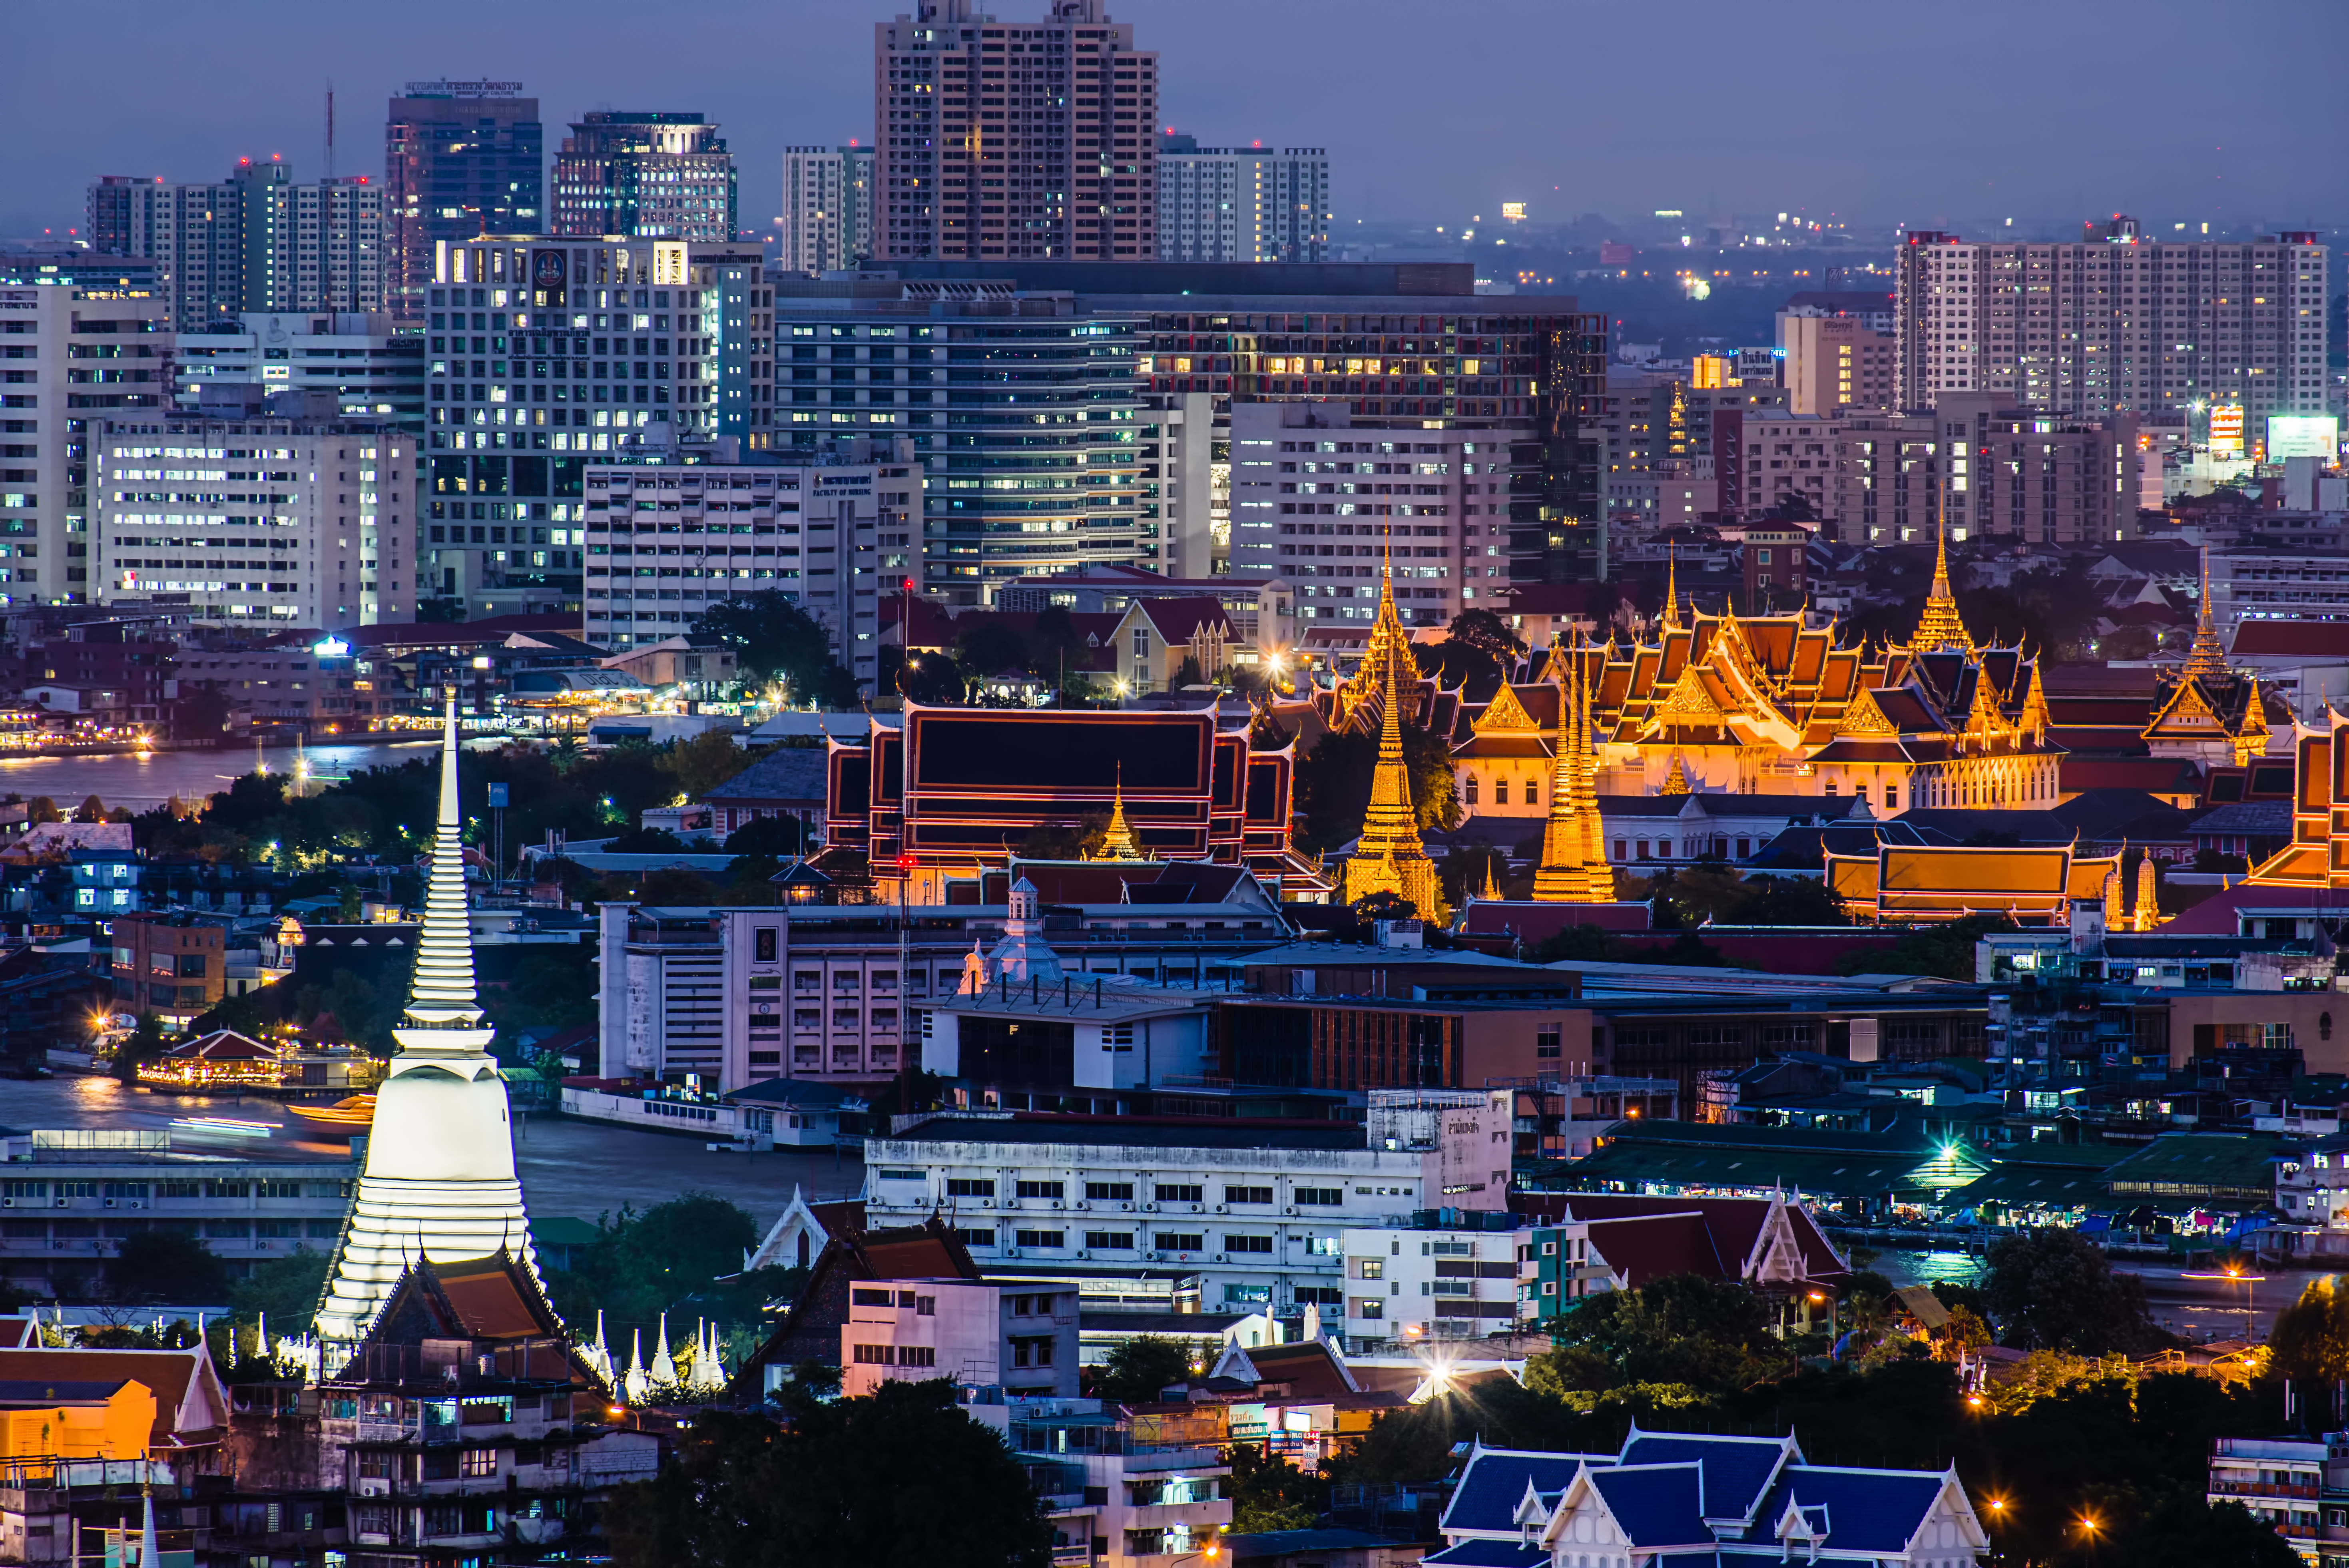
[879,1113,1370,1153]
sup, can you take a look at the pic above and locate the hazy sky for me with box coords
[4,0,2345,243]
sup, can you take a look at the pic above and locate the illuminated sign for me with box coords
[2268,414,2339,460]
[1501,202,1527,222]
[2209,405,2245,455]
[312,636,350,657]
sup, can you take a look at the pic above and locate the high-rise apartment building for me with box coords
[1156,139,1330,263]
[781,145,877,273]
[1895,219,2330,428]
[421,235,720,617]
[0,282,172,605]
[86,162,384,331]
[552,113,737,242]
[875,0,1157,262]
[86,176,162,259]
[384,82,544,322]
[92,403,416,627]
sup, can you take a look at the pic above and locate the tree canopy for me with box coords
[1980,1227,2168,1356]
[690,592,860,705]
[606,1390,1053,1568]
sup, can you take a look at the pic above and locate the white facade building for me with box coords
[860,1118,1427,1315]
[841,1277,1080,1398]
[0,283,173,606]
[581,443,918,681]
[96,164,384,331]
[781,147,877,275]
[171,312,425,432]
[1156,145,1330,264]
[1340,1223,1531,1348]
[93,409,415,627]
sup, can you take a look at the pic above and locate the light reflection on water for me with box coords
[1862,1247,1988,1289]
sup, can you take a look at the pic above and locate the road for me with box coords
[1862,1240,2302,1341]
[0,1072,865,1229]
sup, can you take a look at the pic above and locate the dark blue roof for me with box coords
[1620,1433,1795,1522]
[1437,1450,1604,1536]
[1420,1544,1548,1568]
[1756,1466,1946,1554]
[1587,1464,1712,1548]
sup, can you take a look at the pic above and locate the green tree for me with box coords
[1550,1274,1794,1390]
[953,623,1033,682]
[606,1391,1053,1568]
[1835,913,2013,980]
[231,1246,332,1327]
[724,815,807,858]
[112,1012,171,1086]
[1981,1227,2166,1356]
[899,652,967,705]
[544,1193,765,1351]
[1089,1335,1196,1404]
[691,592,859,703]
[1225,1442,1326,1533]
[107,1231,232,1305]
[663,731,759,800]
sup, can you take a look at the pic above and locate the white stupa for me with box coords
[314,698,540,1363]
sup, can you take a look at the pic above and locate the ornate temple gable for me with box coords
[1648,660,1733,735]
[1962,665,2012,753]
[1837,685,1901,738]
[2016,660,2052,746]
[2144,676,2226,737]
[1475,683,1543,734]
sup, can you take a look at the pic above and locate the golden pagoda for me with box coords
[1659,750,1691,796]
[1531,639,1614,903]
[1336,570,1446,922]
[2182,548,2227,679]
[2133,851,2158,932]
[2103,843,2125,929]
[1092,763,1144,861]
[1905,516,1976,656]
[1333,552,1422,731]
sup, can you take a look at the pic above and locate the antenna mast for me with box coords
[325,85,335,179]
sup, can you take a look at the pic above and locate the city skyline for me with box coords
[2,0,2345,244]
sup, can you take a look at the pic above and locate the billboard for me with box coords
[2268,415,2340,461]
[2208,404,2245,456]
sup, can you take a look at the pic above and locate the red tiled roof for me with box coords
[2231,622,2349,660]
[1135,597,1236,643]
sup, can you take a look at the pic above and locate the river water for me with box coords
[0,739,442,813]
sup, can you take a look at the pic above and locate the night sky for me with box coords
[2,0,2343,242]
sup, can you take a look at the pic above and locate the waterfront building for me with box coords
[92,401,417,627]
[314,702,540,1361]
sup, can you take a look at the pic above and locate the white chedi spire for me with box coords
[586,1310,614,1384]
[314,697,541,1362]
[624,1329,650,1406]
[650,1313,677,1387]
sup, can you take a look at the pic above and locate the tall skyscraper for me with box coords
[86,176,163,259]
[384,82,544,323]
[1895,219,2330,424]
[315,700,540,1363]
[875,0,1157,261]
[1156,139,1329,263]
[781,145,877,273]
[552,113,737,241]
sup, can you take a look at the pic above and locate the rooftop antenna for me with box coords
[325,84,335,180]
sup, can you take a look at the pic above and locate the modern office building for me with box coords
[1895,218,2330,426]
[580,440,919,678]
[781,145,877,274]
[552,113,737,242]
[422,234,720,616]
[170,311,426,432]
[0,281,173,605]
[703,243,777,449]
[1156,139,1329,264]
[875,0,1158,262]
[92,399,418,626]
[384,82,544,322]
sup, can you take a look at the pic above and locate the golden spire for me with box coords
[1907,514,1976,655]
[1095,762,1143,861]
[2103,845,2124,929]
[2134,851,2159,932]
[1662,544,1683,633]
[1333,538,1421,729]
[1532,636,1614,903]
[1336,576,1447,923]
[1660,750,1690,796]
[2182,546,2227,679]
[1478,855,1502,903]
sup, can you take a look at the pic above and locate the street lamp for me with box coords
[2182,1265,2265,1339]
